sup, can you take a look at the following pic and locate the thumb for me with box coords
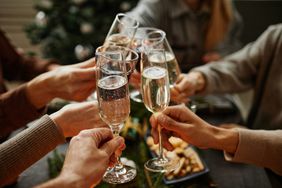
[174,80,187,93]
[76,67,96,81]
[100,136,125,156]
[156,113,186,133]
[72,57,96,68]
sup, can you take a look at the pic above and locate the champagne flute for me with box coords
[96,49,136,184]
[143,30,181,87]
[89,45,138,101]
[141,49,179,172]
[105,13,139,48]
[143,31,196,110]
[130,27,164,103]
[96,45,139,76]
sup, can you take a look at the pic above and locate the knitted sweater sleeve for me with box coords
[0,115,65,186]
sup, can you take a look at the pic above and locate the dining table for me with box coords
[6,96,275,188]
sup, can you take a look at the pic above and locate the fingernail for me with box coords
[121,143,126,149]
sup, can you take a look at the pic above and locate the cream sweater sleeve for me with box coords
[224,129,282,176]
[0,115,65,186]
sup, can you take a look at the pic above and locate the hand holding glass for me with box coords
[141,49,179,172]
[96,49,136,184]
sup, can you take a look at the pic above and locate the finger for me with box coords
[114,141,126,157]
[174,79,190,93]
[176,94,190,104]
[170,87,180,98]
[109,154,117,167]
[151,127,159,144]
[100,136,125,156]
[119,142,126,150]
[175,74,184,84]
[71,87,96,102]
[93,122,108,128]
[77,82,96,94]
[162,130,174,151]
[172,132,181,138]
[84,128,113,147]
[131,70,141,78]
[149,114,158,129]
[150,114,159,144]
[71,57,96,68]
[156,113,187,133]
[162,104,188,118]
[72,101,97,111]
[74,67,96,81]
[76,84,96,99]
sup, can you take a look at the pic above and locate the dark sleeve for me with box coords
[0,84,46,137]
[0,115,65,187]
[0,30,56,81]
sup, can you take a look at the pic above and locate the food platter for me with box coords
[146,136,209,184]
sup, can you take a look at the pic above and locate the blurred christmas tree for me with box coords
[25,0,139,65]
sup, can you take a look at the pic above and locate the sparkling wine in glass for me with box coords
[104,13,139,48]
[96,50,136,184]
[142,30,193,108]
[141,49,179,172]
[96,45,138,76]
[143,30,181,87]
[130,27,165,103]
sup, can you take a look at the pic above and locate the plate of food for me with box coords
[146,136,209,184]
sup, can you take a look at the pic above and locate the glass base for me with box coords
[103,164,137,184]
[144,157,179,173]
[130,90,143,103]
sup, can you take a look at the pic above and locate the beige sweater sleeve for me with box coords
[0,115,65,186]
[224,129,282,176]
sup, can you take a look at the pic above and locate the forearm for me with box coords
[209,126,239,154]
[0,115,65,186]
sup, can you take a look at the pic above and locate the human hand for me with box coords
[50,101,107,137]
[26,58,97,109]
[129,70,141,89]
[150,104,239,153]
[43,58,97,101]
[150,104,214,150]
[170,86,189,104]
[202,52,221,63]
[170,72,205,103]
[36,128,125,188]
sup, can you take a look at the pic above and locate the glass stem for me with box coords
[158,124,165,160]
[111,125,123,170]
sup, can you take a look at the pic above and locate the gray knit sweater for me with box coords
[193,24,282,175]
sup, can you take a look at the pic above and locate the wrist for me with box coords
[49,111,67,137]
[212,126,239,154]
[188,71,206,92]
[26,74,53,109]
